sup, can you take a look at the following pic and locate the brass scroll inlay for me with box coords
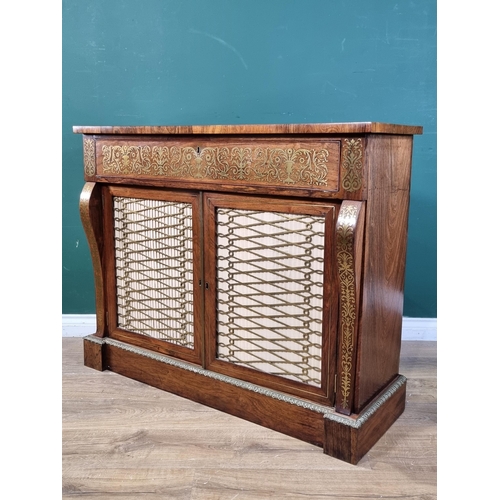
[101,144,330,187]
[341,138,363,192]
[83,137,96,176]
[336,203,359,409]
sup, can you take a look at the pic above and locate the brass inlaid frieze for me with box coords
[100,143,333,187]
[341,138,363,192]
[336,203,359,410]
[83,137,96,176]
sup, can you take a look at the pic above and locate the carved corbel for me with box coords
[79,182,106,337]
[335,200,365,414]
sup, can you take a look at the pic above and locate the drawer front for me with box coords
[91,136,342,196]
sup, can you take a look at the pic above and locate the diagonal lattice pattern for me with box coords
[216,208,325,387]
[113,197,194,348]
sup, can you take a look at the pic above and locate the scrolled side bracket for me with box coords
[79,182,107,337]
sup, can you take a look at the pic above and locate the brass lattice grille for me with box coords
[216,208,325,386]
[113,197,194,348]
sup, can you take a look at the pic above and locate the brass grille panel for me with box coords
[113,197,194,348]
[216,208,325,387]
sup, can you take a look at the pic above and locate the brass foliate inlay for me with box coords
[83,137,96,176]
[336,204,359,409]
[341,138,363,192]
[101,144,330,187]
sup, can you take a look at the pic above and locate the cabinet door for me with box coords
[103,185,204,365]
[204,193,339,405]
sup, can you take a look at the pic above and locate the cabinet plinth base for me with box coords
[83,335,105,371]
[83,334,406,465]
[323,379,406,464]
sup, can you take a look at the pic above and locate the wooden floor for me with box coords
[62,338,437,499]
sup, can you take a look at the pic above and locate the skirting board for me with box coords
[62,314,437,341]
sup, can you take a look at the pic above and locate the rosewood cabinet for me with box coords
[74,122,422,464]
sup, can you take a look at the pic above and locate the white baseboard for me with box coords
[400,317,437,341]
[62,314,99,337]
[62,315,437,341]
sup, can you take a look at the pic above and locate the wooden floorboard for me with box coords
[62,338,437,499]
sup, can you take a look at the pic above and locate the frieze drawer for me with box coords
[83,135,360,198]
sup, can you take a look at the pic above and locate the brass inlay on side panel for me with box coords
[336,203,360,410]
[83,137,96,177]
[99,141,339,189]
[341,138,363,192]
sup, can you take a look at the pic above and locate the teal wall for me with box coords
[62,0,436,317]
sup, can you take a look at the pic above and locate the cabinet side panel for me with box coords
[355,135,413,411]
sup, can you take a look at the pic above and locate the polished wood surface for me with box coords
[102,338,326,447]
[63,337,436,499]
[324,378,406,464]
[355,135,414,411]
[79,183,107,338]
[73,122,424,135]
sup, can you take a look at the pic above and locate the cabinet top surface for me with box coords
[73,122,423,136]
